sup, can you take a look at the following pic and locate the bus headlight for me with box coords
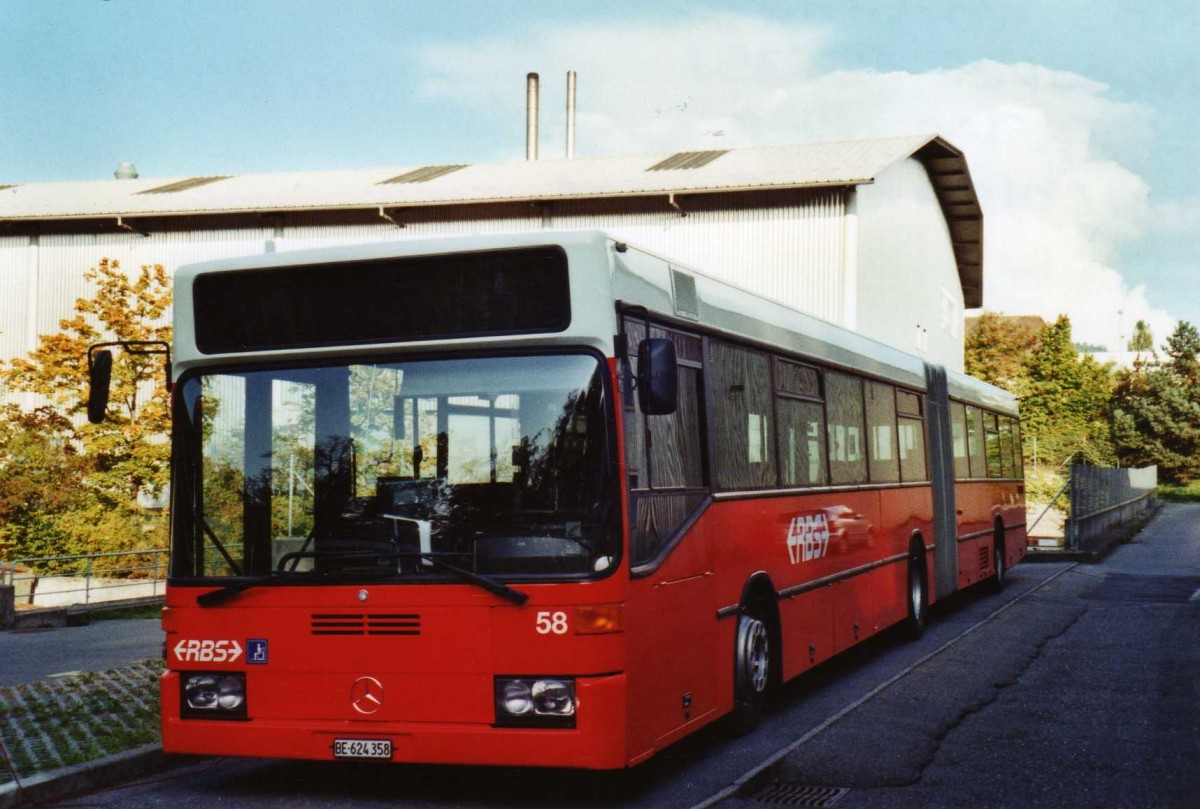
[181,672,247,719]
[495,677,576,727]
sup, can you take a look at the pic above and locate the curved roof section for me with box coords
[0,133,983,305]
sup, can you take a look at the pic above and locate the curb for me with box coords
[0,743,184,809]
[1025,501,1162,564]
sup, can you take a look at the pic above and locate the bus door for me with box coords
[621,320,715,755]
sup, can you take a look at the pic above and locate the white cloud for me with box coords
[415,12,1175,349]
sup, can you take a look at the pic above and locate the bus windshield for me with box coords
[171,352,617,583]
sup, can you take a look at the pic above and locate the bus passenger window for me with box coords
[825,371,866,485]
[965,406,986,478]
[950,402,969,479]
[710,340,775,490]
[777,399,826,486]
[984,413,1002,478]
[866,381,899,483]
[999,417,1016,478]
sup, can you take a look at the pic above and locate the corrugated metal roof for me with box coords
[0,134,942,221]
[0,134,983,306]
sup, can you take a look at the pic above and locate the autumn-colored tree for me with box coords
[0,258,173,558]
[964,312,1042,393]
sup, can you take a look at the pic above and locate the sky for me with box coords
[3,0,1198,350]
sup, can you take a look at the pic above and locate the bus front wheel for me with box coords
[729,612,771,734]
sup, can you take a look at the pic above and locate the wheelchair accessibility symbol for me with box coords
[247,639,269,665]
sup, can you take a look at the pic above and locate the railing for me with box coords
[0,548,169,609]
[1067,464,1158,551]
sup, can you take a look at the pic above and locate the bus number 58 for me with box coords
[536,611,568,635]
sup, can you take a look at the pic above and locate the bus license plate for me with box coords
[333,739,392,760]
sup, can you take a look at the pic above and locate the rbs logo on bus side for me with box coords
[787,512,830,564]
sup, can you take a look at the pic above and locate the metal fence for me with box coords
[0,548,169,608]
[1068,464,1157,551]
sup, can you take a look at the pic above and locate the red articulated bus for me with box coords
[90,231,1025,769]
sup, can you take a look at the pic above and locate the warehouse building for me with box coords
[0,133,982,376]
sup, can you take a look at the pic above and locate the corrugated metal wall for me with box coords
[0,188,849,387]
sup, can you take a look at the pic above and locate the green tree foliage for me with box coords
[1112,321,1200,483]
[0,259,172,561]
[1019,315,1115,467]
[964,312,1041,392]
[1127,319,1155,353]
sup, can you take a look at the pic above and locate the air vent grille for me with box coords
[378,164,469,184]
[646,150,728,171]
[310,613,421,636]
[138,176,231,195]
[671,268,700,320]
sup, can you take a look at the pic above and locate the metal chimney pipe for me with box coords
[566,71,577,159]
[526,72,540,160]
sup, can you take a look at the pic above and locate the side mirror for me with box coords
[637,338,678,415]
[87,349,113,424]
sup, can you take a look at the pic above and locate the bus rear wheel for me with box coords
[729,612,771,734]
[902,545,927,639]
[991,532,1007,592]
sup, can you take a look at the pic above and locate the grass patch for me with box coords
[1157,482,1200,502]
[0,659,163,783]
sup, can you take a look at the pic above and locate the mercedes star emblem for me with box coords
[351,676,384,715]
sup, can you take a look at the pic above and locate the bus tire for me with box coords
[729,611,771,735]
[990,526,1007,592]
[902,543,927,640]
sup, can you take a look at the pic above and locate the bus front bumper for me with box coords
[161,671,629,770]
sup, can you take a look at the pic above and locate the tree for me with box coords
[1019,315,1115,467]
[1112,321,1200,483]
[0,259,173,558]
[964,312,1041,393]
[1127,319,1154,353]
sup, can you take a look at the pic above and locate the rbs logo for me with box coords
[173,639,243,663]
[787,512,830,564]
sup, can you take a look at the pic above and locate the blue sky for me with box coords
[3,0,1197,348]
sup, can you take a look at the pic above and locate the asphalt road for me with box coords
[47,504,1200,808]
[0,618,163,686]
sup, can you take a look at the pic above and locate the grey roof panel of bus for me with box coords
[945,367,1019,415]
[0,134,948,220]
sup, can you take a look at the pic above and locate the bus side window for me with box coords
[866,381,899,483]
[896,389,927,482]
[624,319,707,567]
[709,340,776,490]
[999,417,1015,478]
[965,405,986,479]
[1012,419,1024,475]
[826,370,867,485]
[984,412,1002,478]
[775,359,826,487]
[950,402,970,479]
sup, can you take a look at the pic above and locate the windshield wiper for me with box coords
[198,548,529,608]
[196,569,328,607]
[393,550,529,606]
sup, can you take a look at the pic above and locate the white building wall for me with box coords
[0,178,963,382]
[854,158,965,371]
